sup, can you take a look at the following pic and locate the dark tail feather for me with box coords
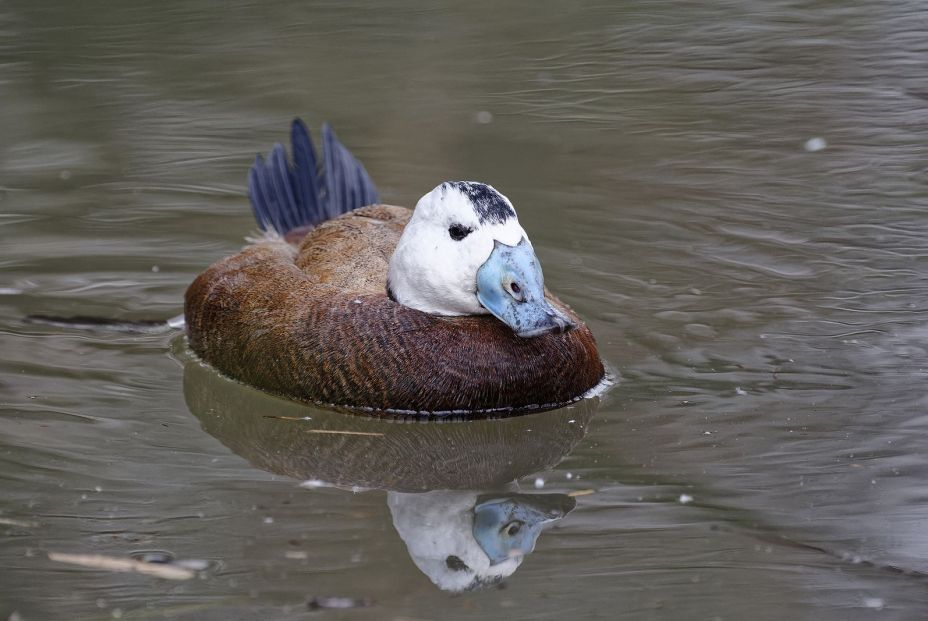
[248,119,379,234]
[291,120,322,224]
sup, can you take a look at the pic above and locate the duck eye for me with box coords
[448,223,473,241]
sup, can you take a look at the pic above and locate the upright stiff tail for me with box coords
[248,119,379,235]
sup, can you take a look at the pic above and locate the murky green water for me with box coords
[3,1,928,619]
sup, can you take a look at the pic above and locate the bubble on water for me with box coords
[174,558,211,571]
[803,137,827,152]
[863,597,884,610]
[308,596,372,610]
[534,477,545,489]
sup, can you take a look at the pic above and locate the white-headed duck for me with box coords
[184,120,603,415]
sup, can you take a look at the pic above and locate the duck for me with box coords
[184,119,604,415]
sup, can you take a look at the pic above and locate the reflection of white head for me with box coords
[388,490,522,592]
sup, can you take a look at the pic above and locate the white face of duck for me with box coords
[387,181,576,338]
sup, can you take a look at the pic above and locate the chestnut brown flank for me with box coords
[184,205,604,414]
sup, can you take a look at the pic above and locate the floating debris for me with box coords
[48,552,196,580]
[300,429,384,436]
[567,489,595,497]
[307,596,372,610]
[263,415,313,421]
[678,494,694,504]
[533,477,545,489]
[263,417,383,437]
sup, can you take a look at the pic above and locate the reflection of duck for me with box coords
[184,120,604,415]
[183,353,597,491]
[389,490,574,592]
[182,358,593,590]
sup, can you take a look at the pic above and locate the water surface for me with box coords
[2,1,928,619]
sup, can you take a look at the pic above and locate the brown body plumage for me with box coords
[184,204,604,415]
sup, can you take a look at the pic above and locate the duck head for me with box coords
[387,181,576,338]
